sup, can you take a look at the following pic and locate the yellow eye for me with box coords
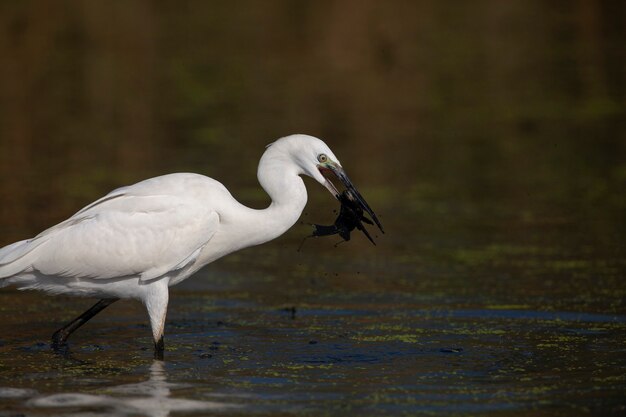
[318,154,328,163]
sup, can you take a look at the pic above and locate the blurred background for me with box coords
[0,1,625,415]
[1,0,624,242]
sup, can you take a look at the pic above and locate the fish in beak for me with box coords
[314,161,384,244]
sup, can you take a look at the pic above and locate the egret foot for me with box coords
[51,298,119,349]
[154,336,165,360]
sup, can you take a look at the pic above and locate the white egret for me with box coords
[0,134,382,358]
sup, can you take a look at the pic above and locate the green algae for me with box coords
[353,334,422,344]
[486,304,532,310]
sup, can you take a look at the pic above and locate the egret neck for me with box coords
[246,146,308,246]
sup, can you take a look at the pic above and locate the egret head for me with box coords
[267,134,383,233]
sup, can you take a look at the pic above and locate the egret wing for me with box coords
[8,194,219,280]
[0,186,132,269]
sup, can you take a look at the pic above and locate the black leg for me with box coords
[51,298,119,348]
[154,335,164,360]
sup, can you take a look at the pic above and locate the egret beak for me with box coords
[317,162,384,233]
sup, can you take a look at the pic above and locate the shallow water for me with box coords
[1,1,625,416]
[1,199,625,416]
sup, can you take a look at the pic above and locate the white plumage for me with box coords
[0,134,374,355]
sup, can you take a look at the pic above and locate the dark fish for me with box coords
[311,189,379,245]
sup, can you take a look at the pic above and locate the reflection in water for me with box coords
[27,361,233,417]
[0,387,38,399]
